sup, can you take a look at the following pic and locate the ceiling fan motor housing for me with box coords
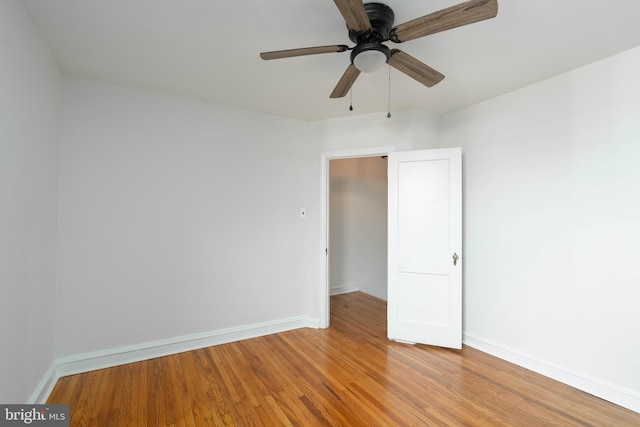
[348,3,395,44]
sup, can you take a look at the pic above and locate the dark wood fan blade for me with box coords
[260,45,349,60]
[388,50,445,88]
[333,0,371,33]
[391,0,498,42]
[330,64,361,98]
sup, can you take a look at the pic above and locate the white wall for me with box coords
[315,108,440,153]
[56,77,320,358]
[329,157,388,300]
[440,46,640,410]
[0,0,60,403]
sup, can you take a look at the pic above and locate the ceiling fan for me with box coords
[260,0,498,98]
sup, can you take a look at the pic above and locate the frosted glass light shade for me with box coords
[353,49,388,73]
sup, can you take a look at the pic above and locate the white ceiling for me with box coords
[22,0,640,121]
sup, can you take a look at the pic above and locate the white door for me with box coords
[387,148,462,348]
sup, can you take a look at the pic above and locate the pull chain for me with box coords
[349,89,354,111]
[387,65,392,118]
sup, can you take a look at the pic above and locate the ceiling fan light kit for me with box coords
[352,43,389,73]
[260,0,498,99]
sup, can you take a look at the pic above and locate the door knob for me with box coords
[453,253,459,266]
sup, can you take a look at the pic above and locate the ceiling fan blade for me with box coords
[260,45,349,60]
[388,50,445,88]
[330,64,361,98]
[391,0,498,42]
[333,0,372,33]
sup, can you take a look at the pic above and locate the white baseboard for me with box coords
[55,316,315,378]
[330,285,360,296]
[304,317,323,329]
[28,362,59,404]
[463,333,640,414]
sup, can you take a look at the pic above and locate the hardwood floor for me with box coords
[48,292,640,426]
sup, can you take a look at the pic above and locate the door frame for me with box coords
[319,146,396,328]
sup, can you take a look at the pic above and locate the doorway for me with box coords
[319,147,394,328]
[329,157,388,299]
[320,147,463,348]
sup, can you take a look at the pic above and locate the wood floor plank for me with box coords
[47,292,640,426]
